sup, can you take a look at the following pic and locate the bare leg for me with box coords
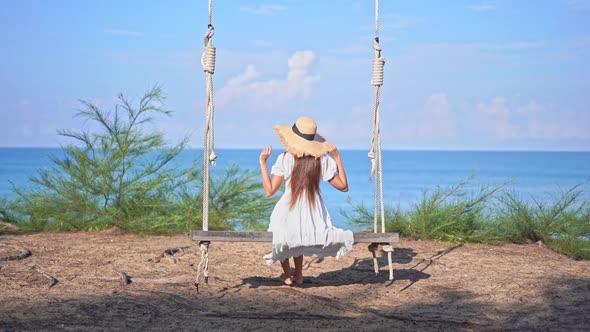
[293,255,303,285]
[280,259,293,285]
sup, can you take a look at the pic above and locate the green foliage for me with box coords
[494,186,590,259]
[344,177,589,260]
[549,238,590,260]
[207,165,276,230]
[5,86,272,233]
[343,198,408,234]
[345,176,504,242]
[405,177,504,242]
[0,198,15,223]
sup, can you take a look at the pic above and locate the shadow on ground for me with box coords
[2,277,588,331]
[242,247,430,288]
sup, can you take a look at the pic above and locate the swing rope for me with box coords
[194,0,392,288]
[195,0,216,290]
[369,0,386,234]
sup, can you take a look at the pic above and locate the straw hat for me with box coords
[273,116,328,158]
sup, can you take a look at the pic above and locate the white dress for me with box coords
[263,152,354,265]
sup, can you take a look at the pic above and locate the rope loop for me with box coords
[203,25,214,46]
[201,44,216,74]
[373,39,382,52]
[371,57,385,86]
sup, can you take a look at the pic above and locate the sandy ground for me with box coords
[0,228,589,331]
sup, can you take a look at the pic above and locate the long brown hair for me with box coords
[290,155,322,209]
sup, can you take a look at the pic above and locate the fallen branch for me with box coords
[367,309,492,327]
[202,310,353,320]
[150,246,191,263]
[408,244,464,271]
[112,268,131,285]
[78,275,193,285]
[302,257,319,270]
[0,243,32,261]
[428,244,464,260]
[34,265,58,288]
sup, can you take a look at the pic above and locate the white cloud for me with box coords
[470,98,590,141]
[565,0,590,10]
[217,51,319,108]
[240,4,287,16]
[103,28,145,37]
[469,3,496,12]
[381,94,457,144]
[518,101,590,139]
[416,94,457,139]
[474,97,517,139]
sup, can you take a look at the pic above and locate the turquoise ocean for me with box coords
[1,148,589,229]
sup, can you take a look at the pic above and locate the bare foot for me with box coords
[293,256,304,285]
[281,274,293,286]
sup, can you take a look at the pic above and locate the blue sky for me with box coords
[1,0,589,151]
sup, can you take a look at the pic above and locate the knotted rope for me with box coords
[201,0,217,233]
[196,0,216,290]
[368,0,386,234]
[194,241,210,292]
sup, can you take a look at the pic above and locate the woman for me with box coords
[259,116,354,286]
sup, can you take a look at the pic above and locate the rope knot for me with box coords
[368,151,377,178]
[194,241,210,292]
[208,150,217,166]
[203,26,214,45]
[371,55,385,86]
[373,39,382,52]
[201,44,216,74]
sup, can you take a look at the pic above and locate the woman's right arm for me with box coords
[325,143,349,192]
[260,146,284,197]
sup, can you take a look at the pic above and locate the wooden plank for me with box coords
[192,230,398,243]
[352,232,399,243]
[192,230,272,242]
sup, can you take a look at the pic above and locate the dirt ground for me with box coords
[0,227,589,332]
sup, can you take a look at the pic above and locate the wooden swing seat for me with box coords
[192,230,399,244]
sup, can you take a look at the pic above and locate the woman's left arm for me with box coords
[260,146,284,197]
[325,142,349,192]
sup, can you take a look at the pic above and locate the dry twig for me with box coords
[150,246,191,263]
[0,243,32,261]
[112,268,131,285]
[33,265,58,288]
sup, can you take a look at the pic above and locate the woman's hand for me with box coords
[259,145,283,197]
[260,146,272,163]
[324,142,340,159]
